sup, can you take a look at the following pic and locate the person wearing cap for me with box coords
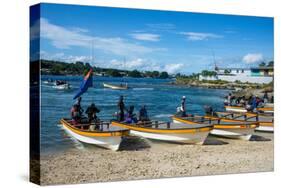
[180,96,186,117]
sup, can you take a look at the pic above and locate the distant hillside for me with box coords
[40,59,170,79]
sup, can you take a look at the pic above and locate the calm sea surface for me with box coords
[41,75,229,154]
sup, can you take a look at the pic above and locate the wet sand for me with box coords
[39,132,274,185]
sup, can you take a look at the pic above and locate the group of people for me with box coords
[70,96,150,126]
[116,96,150,123]
[224,92,273,111]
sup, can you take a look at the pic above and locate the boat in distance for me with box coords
[225,105,274,113]
[172,115,258,140]
[111,120,213,145]
[60,118,129,151]
[212,111,274,133]
[103,83,128,90]
[53,80,71,90]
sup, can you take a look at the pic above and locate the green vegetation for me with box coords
[40,59,171,79]
[128,70,142,78]
[259,61,274,67]
[159,71,169,79]
[201,70,217,77]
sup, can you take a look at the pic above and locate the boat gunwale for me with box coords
[225,105,274,112]
[172,116,258,129]
[217,111,274,119]
[111,120,213,134]
[60,119,129,137]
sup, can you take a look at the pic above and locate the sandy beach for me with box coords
[38,132,273,185]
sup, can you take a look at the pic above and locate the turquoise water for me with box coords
[40,76,229,154]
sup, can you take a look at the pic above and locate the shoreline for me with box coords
[39,132,273,185]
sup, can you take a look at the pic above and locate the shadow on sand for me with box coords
[203,136,229,145]
[119,136,151,151]
[250,134,271,142]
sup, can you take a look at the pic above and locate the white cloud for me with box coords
[109,58,156,70]
[40,51,92,63]
[40,51,185,74]
[242,53,264,64]
[180,32,222,41]
[34,18,165,56]
[130,33,160,41]
[107,59,183,74]
[164,63,184,74]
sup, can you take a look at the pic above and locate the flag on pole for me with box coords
[73,69,93,99]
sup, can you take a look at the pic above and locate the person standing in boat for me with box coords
[86,103,100,123]
[117,96,126,121]
[75,97,84,117]
[263,91,269,104]
[227,93,232,106]
[70,104,82,123]
[180,96,187,117]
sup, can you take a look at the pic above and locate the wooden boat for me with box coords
[103,83,128,90]
[172,115,258,140]
[111,120,213,145]
[212,111,274,133]
[225,105,274,113]
[60,118,129,151]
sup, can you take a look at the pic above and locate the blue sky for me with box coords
[31,3,274,74]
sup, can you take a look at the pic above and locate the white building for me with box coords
[199,67,273,84]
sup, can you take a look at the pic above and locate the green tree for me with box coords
[201,70,217,76]
[267,61,274,67]
[128,70,142,77]
[159,71,169,79]
[106,69,122,77]
[259,62,266,67]
[152,71,160,78]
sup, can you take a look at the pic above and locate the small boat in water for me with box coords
[111,120,213,144]
[225,105,274,113]
[212,111,274,133]
[103,83,128,90]
[53,80,71,90]
[172,115,258,140]
[43,79,54,84]
[60,118,129,151]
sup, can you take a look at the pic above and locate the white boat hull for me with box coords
[260,110,274,113]
[225,107,247,113]
[173,119,254,141]
[53,84,70,90]
[210,128,255,141]
[255,126,274,133]
[62,124,122,151]
[130,130,209,145]
[103,83,127,90]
